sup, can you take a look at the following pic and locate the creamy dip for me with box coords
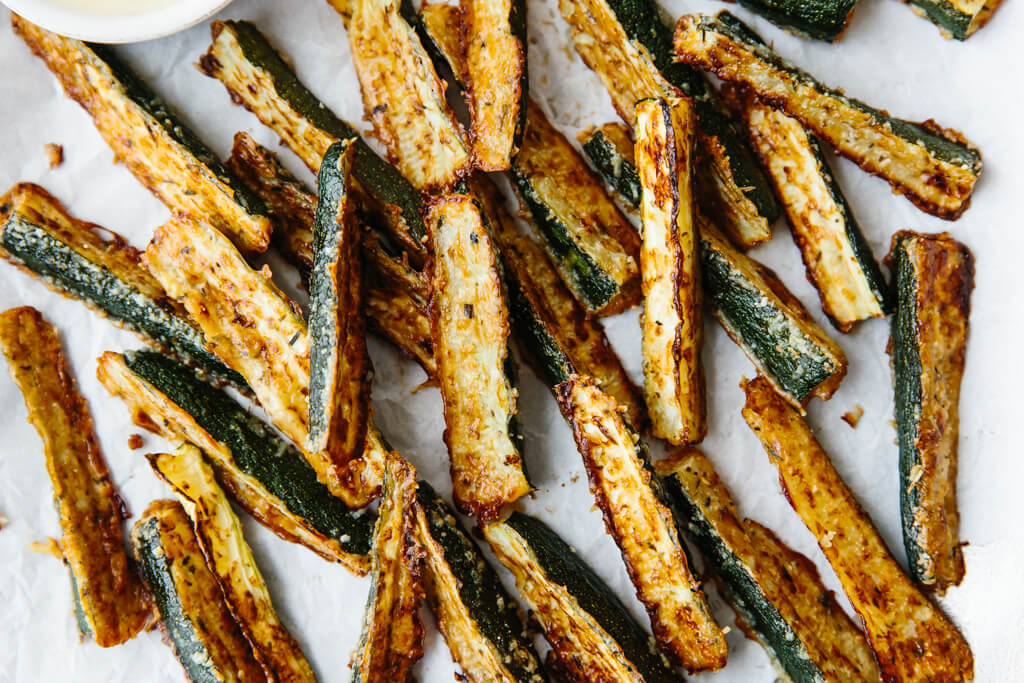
[51,0,178,16]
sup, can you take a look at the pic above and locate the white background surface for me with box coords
[0,0,1022,680]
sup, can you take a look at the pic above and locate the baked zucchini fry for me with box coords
[347,0,471,193]
[558,0,780,249]
[733,0,857,41]
[0,307,151,647]
[419,3,467,82]
[741,375,974,682]
[427,194,530,521]
[905,0,1004,40]
[132,500,265,683]
[11,17,271,252]
[725,80,890,332]
[199,20,427,252]
[97,350,373,572]
[674,13,982,220]
[635,97,705,445]
[701,219,847,410]
[484,513,684,683]
[472,175,645,430]
[224,132,436,377]
[655,449,881,683]
[579,123,643,211]
[352,456,425,683]
[556,376,725,672]
[148,445,315,683]
[414,480,546,683]
[460,0,527,171]
[513,100,641,316]
[889,232,973,592]
[0,182,243,388]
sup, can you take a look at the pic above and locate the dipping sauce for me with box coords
[52,0,178,15]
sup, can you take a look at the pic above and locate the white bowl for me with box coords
[1,0,235,43]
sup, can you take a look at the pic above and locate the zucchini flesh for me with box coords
[148,445,315,683]
[674,13,982,220]
[352,456,425,683]
[700,219,847,410]
[512,100,641,316]
[415,481,546,683]
[97,350,373,572]
[725,79,890,332]
[460,0,527,171]
[558,0,780,249]
[741,375,974,682]
[579,123,643,210]
[12,16,272,253]
[472,175,645,430]
[635,97,706,446]
[733,0,857,41]
[132,500,265,683]
[556,376,725,672]
[890,232,973,592]
[427,194,530,521]
[347,0,471,192]
[199,20,427,253]
[0,182,244,388]
[419,3,467,83]
[655,449,881,683]
[484,513,684,683]
[0,307,151,647]
[905,0,1004,40]
[308,141,374,493]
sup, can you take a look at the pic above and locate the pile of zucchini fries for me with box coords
[0,0,985,679]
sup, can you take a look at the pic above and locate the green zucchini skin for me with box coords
[122,350,373,556]
[904,0,1003,40]
[579,127,643,210]
[733,0,857,41]
[504,271,575,386]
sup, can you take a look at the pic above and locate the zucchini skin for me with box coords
[97,350,373,572]
[199,20,427,251]
[484,513,684,683]
[674,13,982,220]
[733,0,857,41]
[579,124,643,210]
[11,17,271,253]
[0,183,244,388]
[132,500,265,683]
[890,232,973,592]
[0,307,151,647]
[741,375,974,683]
[415,481,546,683]
[905,0,1004,40]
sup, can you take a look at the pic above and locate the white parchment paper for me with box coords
[0,0,1022,680]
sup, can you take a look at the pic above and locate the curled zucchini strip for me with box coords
[148,444,316,683]
[741,376,974,682]
[0,307,151,647]
[132,500,266,683]
[11,16,271,252]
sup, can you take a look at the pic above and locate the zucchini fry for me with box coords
[674,12,982,220]
[513,100,641,316]
[579,123,643,211]
[733,0,857,41]
[0,182,243,388]
[427,194,530,521]
[12,16,271,252]
[460,0,527,171]
[352,456,425,683]
[97,350,374,572]
[419,3,467,82]
[148,445,315,683]
[346,0,471,193]
[905,0,1004,40]
[0,307,150,647]
[558,0,780,249]
[132,500,265,683]
[741,375,974,682]
[635,97,705,445]
[556,376,725,672]
[484,513,684,683]
[414,481,546,683]
[656,449,881,682]
[889,232,973,592]
[199,20,427,252]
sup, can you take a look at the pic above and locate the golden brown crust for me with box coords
[420,2,469,83]
[741,375,974,682]
[0,307,151,647]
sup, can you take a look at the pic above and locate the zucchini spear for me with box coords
[904,0,1004,40]
[732,0,857,41]
[12,16,272,253]
[674,12,982,220]
[0,307,151,647]
[742,375,974,682]
[579,123,643,211]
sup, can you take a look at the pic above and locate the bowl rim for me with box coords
[2,0,235,43]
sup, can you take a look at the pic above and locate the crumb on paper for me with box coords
[127,433,144,450]
[0,515,8,531]
[28,537,63,559]
[44,143,64,169]
[842,405,864,428]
